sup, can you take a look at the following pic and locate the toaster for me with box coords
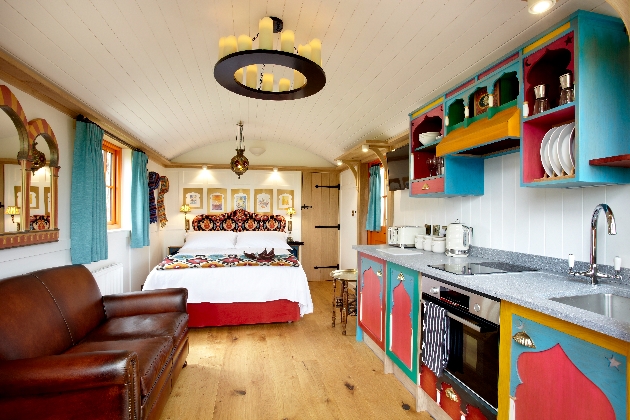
[388,226,424,247]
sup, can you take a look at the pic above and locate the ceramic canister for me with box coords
[432,237,446,253]
[423,235,433,252]
[415,234,425,249]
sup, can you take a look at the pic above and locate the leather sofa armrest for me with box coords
[103,288,188,318]
[0,351,138,397]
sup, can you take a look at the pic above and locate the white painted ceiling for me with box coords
[0,0,618,164]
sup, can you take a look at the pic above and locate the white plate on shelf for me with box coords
[540,126,557,177]
[569,126,575,167]
[558,122,576,174]
[548,123,566,176]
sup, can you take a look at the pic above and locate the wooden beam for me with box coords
[341,160,359,188]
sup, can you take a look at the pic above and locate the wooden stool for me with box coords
[330,269,358,335]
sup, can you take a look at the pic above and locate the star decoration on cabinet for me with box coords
[607,355,622,370]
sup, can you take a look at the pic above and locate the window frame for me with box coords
[102,139,122,229]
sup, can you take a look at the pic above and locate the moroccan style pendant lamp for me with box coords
[231,122,249,178]
[214,17,326,101]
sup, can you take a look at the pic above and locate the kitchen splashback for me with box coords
[394,152,630,273]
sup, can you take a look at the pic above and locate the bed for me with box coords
[144,209,313,327]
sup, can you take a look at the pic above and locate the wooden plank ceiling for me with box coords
[0,0,617,164]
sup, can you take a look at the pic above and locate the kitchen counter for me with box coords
[354,244,630,342]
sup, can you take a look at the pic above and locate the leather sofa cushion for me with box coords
[65,336,172,397]
[83,313,188,352]
[0,275,72,360]
[33,265,106,344]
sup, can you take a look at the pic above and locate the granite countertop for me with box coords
[354,244,630,342]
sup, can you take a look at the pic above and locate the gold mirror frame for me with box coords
[0,85,59,249]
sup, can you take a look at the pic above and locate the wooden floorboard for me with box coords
[161,281,432,420]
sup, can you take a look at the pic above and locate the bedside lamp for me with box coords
[180,204,191,232]
[6,206,20,231]
[286,207,296,242]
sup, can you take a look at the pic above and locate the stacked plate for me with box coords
[540,122,575,177]
[419,131,440,146]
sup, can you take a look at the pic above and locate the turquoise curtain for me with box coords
[70,121,107,264]
[130,150,150,248]
[365,165,382,232]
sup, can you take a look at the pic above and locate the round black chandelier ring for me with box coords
[214,50,326,101]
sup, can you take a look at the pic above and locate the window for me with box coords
[102,140,122,227]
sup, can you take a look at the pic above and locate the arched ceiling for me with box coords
[0,0,619,165]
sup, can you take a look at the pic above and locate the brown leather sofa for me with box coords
[0,265,189,420]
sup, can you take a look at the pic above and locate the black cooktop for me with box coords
[428,261,537,275]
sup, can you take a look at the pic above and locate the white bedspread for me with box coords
[143,247,313,316]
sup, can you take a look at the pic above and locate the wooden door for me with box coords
[301,171,340,281]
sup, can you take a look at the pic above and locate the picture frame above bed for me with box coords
[231,188,251,212]
[207,188,228,214]
[254,189,273,214]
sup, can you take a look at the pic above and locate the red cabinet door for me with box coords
[358,254,386,349]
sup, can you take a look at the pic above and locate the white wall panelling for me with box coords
[394,153,630,268]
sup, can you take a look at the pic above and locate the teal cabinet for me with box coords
[504,309,628,419]
[385,262,420,382]
[520,12,630,187]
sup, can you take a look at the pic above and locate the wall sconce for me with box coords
[5,206,20,231]
[361,144,369,152]
[180,204,191,232]
[286,207,296,241]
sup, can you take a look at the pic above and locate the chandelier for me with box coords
[214,17,326,101]
[230,122,249,178]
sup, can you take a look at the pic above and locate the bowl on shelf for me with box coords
[419,131,440,145]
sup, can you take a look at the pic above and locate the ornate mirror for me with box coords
[0,85,60,249]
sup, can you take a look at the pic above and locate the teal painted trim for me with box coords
[510,315,626,419]
[409,95,445,119]
[447,120,464,133]
[414,138,441,152]
[356,325,363,342]
[385,262,419,382]
[522,102,575,123]
[488,99,518,119]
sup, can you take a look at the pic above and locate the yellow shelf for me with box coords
[436,106,520,157]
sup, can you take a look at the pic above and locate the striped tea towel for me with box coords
[421,300,450,377]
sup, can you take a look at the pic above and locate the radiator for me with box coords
[90,263,124,295]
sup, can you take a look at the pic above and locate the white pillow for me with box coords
[181,231,237,251]
[235,231,288,249]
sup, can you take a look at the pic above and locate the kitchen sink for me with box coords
[550,293,630,321]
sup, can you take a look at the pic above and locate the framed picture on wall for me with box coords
[231,188,250,211]
[277,189,294,210]
[254,189,273,214]
[207,188,228,214]
[14,186,39,209]
[182,188,204,209]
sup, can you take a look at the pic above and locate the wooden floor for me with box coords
[161,281,433,420]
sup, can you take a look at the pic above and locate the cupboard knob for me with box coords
[444,387,459,402]
[430,287,440,295]
[397,273,405,281]
[376,270,382,277]
[422,183,430,190]
[473,303,481,312]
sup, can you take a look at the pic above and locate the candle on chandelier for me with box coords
[246,65,258,89]
[234,68,244,84]
[238,34,252,51]
[218,37,226,59]
[281,30,295,53]
[279,78,291,92]
[224,35,237,55]
[259,17,273,50]
[294,70,304,89]
[298,43,311,60]
[310,39,322,65]
[262,74,274,92]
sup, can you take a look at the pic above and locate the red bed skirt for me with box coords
[187,300,300,327]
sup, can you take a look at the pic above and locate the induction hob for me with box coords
[428,261,537,275]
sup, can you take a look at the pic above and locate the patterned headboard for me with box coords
[192,209,286,232]
[30,215,50,231]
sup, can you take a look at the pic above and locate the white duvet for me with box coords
[143,247,313,316]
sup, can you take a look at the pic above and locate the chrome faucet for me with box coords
[569,204,622,284]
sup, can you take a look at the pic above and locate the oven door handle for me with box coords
[447,311,481,332]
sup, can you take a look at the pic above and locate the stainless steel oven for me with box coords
[421,276,500,419]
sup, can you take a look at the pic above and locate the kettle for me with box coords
[445,220,472,258]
